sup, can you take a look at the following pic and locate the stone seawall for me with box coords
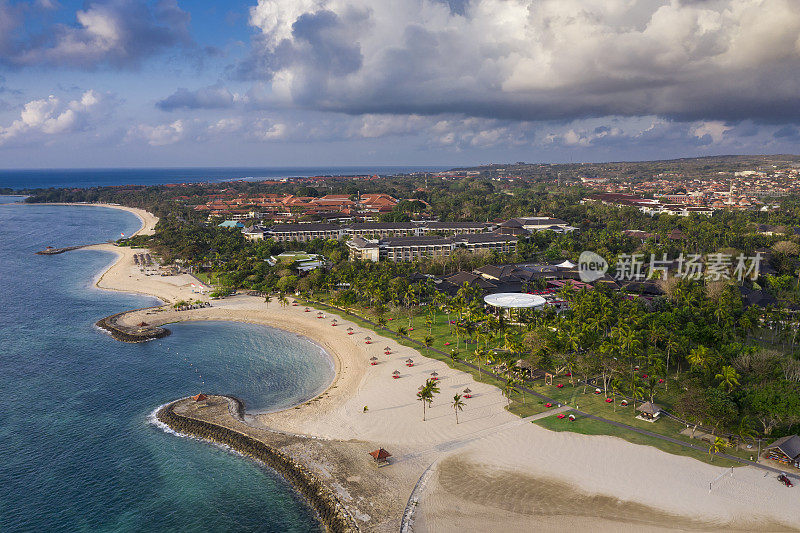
[96,307,170,342]
[156,397,358,533]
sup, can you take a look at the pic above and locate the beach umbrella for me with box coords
[405,358,414,363]
[365,336,372,340]
[370,356,378,361]
[463,388,471,394]
[392,370,400,375]
[347,327,354,331]
[384,346,391,351]
[430,371,439,377]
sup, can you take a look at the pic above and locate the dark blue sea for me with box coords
[0,166,448,190]
[0,197,334,532]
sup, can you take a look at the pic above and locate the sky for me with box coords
[1,0,800,168]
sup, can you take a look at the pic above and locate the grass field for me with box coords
[535,412,744,468]
[301,294,753,467]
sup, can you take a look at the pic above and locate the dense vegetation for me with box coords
[24,167,800,440]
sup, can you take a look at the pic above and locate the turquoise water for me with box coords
[0,202,331,532]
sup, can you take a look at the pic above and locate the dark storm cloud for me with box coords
[0,0,191,69]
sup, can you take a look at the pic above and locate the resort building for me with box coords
[242,226,265,241]
[421,221,490,235]
[345,222,420,239]
[497,217,577,235]
[269,223,343,242]
[345,233,518,262]
[347,236,380,262]
[381,236,454,261]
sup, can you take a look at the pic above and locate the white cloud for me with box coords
[126,119,189,146]
[690,121,731,144]
[239,0,800,123]
[0,90,110,146]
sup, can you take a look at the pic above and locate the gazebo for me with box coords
[484,293,546,318]
[765,435,800,467]
[636,401,663,421]
[369,448,392,466]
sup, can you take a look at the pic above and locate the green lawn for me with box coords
[535,412,743,468]
[300,295,757,467]
[194,271,217,286]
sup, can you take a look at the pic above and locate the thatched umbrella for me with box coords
[463,387,472,398]
[463,388,471,393]
[365,335,372,344]
[304,307,310,312]
[392,370,401,379]
[430,371,439,379]
[405,358,414,363]
[370,356,379,365]
[384,346,391,351]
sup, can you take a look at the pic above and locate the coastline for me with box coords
[66,203,800,532]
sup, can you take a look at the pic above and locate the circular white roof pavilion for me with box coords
[484,293,546,309]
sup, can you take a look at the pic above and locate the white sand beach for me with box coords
[85,204,800,532]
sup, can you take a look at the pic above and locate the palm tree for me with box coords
[417,379,440,421]
[397,326,407,337]
[278,293,289,309]
[688,345,713,374]
[377,315,388,328]
[264,295,272,307]
[423,335,434,355]
[708,437,727,461]
[502,378,519,407]
[452,393,465,424]
[715,365,740,393]
[449,349,460,364]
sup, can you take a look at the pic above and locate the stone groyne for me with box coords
[96,308,171,343]
[156,397,358,533]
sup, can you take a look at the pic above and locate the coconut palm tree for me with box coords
[715,365,741,393]
[452,393,465,424]
[264,295,272,307]
[423,335,434,355]
[417,379,440,421]
[397,326,407,337]
[502,378,519,407]
[708,437,727,461]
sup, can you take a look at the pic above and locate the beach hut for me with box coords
[392,370,401,379]
[370,356,379,365]
[636,401,663,421]
[463,388,472,398]
[369,448,392,466]
[765,435,800,467]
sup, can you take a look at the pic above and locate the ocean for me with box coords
[0,166,449,190]
[0,198,333,532]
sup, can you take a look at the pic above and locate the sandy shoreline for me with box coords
[60,203,800,532]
